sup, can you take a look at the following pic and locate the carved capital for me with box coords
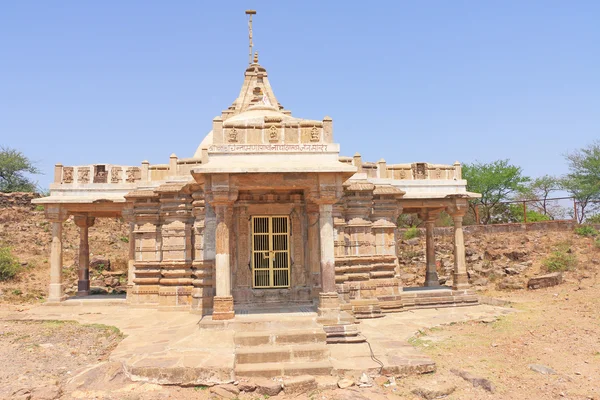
[45,206,68,223]
[418,207,444,222]
[74,214,95,228]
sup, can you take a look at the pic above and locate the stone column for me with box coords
[451,212,469,290]
[318,203,340,315]
[74,215,95,296]
[127,222,135,286]
[213,203,234,320]
[307,204,321,296]
[47,207,68,302]
[420,209,441,287]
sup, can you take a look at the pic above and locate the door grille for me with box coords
[252,216,290,288]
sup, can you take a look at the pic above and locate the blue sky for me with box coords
[1,1,599,190]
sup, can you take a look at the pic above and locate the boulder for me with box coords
[504,250,528,261]
[527,273,563,290]
[472,277,489,286]
[283,375,317,395]
[90,257,111,271]
[237,381,256,392]
[405,238,420,246]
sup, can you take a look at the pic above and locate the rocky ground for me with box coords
[1,207,599,399]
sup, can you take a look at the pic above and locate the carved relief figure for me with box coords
[229,128,238,142]
[111,167,122,183]
[62,167,74,184]
[310,127,320,142]
[77,167,90,184]
[126,167,141,183]
[413,163,426,180]
[269,125,278,141]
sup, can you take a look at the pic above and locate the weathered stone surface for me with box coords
[472,277,489,286]
[210,386,237,399]
[451,368,494,393]
[412,381,457,399]
[283,375,317,395]
[527,273,562,290]
[529,364,557,375]
[338,378,355,389]
[405,238,420,246]
[90,257,111,271]
[237,382,256,392]
[255,378,282,396]
[316,376,338,390]
[497,278,523,290]
[219,383,240,395]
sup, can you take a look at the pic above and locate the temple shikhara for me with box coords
[33,11,479,332]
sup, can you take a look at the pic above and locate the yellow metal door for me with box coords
[252,216,290,288]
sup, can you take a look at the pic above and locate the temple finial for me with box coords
[254,51,259,64]
[245,10,257,65]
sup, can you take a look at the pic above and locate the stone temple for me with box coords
[33,21,479,328]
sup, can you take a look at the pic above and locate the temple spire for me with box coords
[245,10,257,65]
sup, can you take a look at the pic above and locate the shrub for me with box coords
[586,214,600,224]
[403,226,420,240]
[0,247,21,281]
[574,225,599,237]
[542,249,577,272]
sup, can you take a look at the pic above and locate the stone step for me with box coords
[199,314,318,331]
[235,343,329,364]
[235,360,333,378]
[234,328,327,347]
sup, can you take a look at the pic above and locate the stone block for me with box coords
[283,375,317,395]
[527,272,562,290]
[255,378,283,396]
[213,296,234,320]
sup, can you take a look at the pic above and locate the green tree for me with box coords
[518,175,565,219]
[563,141,600,223]
[463,159,530,224]
[0,146,40,193]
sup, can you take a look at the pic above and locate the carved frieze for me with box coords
[310,127,320,142]
[269,125,279,142]
[77,167,90,184]
[111,167,122,183]
[126,167,141,183]
[62,167,74,184]
[228,128,238,143]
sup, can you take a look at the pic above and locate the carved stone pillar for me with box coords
[418,209,442,287]
[213,203,234,320]
[47,207,68,302]
[318,203,340,316]
[450,210,468,290]
[424,218,438,287]
[127,222,135,287]
[307,204,321,296]
[74,215,95,296]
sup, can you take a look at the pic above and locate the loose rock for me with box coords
[451,368,495,393]
[338,378,355,389]
[529,364,557,375]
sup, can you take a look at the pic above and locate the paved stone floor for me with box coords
[0,299,513,385]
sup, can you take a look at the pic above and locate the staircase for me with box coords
[233,314,333,378]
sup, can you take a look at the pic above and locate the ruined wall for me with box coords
[0,192,40,208]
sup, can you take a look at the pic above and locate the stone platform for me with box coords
[1,299,513,385]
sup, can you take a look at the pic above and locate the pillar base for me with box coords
[424,271,440,287]
[452,273,469,290]
[212,296,234,320]
[77,280,90,297]
[48,283,67,303]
